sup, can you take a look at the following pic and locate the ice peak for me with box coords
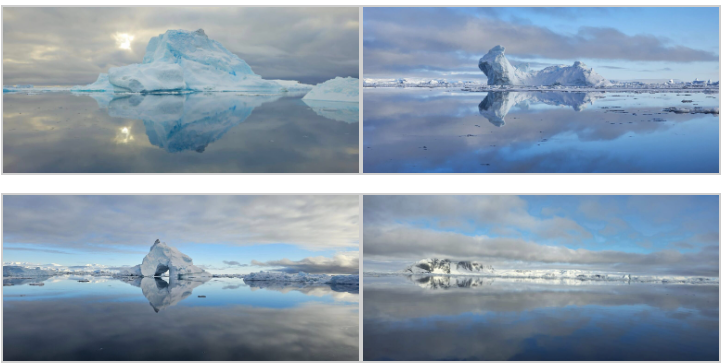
[573,61,587,68]
[119,239,210,279]
[194,28,207,38]
[490,45,506,54]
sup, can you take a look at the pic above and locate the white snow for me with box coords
[302,76,359,102]
[478,46,611,87]
[243,271,359,285]
[400,258,719,285]
[118,239,210,278]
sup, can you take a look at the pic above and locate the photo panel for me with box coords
[362,7,720,173]
[2,195,360,360]
[363,195,719,360]
[3,7,360,173]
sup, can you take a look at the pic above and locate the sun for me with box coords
[114,33,134,50]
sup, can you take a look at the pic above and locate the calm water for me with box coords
[4,92,359,173]
[363,89,719,173]
[3,275,359,360]
[363,275,719,361]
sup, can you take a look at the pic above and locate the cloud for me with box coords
[252,252,359,274]
[3,195,359,252]
[3,7,359,85]
[222,260,248,267]
[363,8,718,78]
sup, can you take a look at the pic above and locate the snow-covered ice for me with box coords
[3,266,56,277]
[243,271,359,285]
[118,239,210,278]
[478,45,611,87]
[302,76,359,102]
[398,258,719,285]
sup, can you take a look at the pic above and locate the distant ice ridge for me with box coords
[400,258,719,284]
[118,239,210,279]
[243,271,359,285]
[303,77,359,102]
[479,45,611,87]
[3,265,56,277]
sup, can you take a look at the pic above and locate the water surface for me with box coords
[4,92,359,173]
[3,275,359,360]
[363,275,719,360]
[363,89,719,173]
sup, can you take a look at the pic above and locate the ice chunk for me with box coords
[70,73,115,92]
[302,76,359,102]
[118,239,210,278]
[104,29,283,93]
[478,45,611,87]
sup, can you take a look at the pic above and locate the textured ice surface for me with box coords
[3,266,56,277]
[244,271,359,285]
[97,29,282,93]
[478,46,610,87]
[119,239,210,278]
[303,76,359,102]
[70,73,115,92]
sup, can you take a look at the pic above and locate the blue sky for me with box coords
[364,7,719,82]
[364,195,719,276]
[3,195,359,274]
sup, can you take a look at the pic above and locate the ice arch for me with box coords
[120,239,209,278]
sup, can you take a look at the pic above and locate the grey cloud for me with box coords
[3,195,359,252]
[222,261,248,266]
[252,252,359,274]
[3,7,359,86]
[363,8,717,78]
[3,247,74,254]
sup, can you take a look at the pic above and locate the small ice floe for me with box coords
[681,100,694,103]
[664,107,719,114]
[28,283,45,286]
[3,282,14,286]
[198,295,206,298]
[78,279,90,283]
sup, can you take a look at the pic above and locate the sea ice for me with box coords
[302,76,359,102]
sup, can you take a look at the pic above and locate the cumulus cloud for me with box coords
[252,252,359,274]
[3,195,359,252]
[222,260,248,267]
[3,7,359,85]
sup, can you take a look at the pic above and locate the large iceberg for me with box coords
[119,239,210,278]
[478,45,611,87]
[81,29,283,94]
[302,76,359,102]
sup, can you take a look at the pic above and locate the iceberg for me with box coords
[403,258,495,275]
[92,29,283,93]
[478,45,611,87]
[118,239,210,278]
[302,76,359,102]
[70,73,115,92]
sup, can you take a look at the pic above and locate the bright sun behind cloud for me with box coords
[114,33,134,50]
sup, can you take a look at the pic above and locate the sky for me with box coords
[3,195,359,274]
[364,7,720,82]
[2,7,359,86]
[364,195,720,276]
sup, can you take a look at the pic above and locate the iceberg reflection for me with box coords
[478,91,604,126]
[302,99,359,123]
[104,93,280,153]
[120,276,210,312]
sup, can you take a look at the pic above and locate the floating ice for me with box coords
[243,271,359,285]
[478,45,611,87]
[119,239,210,278]
[3,266,56,277]
[70,73,115,92]
[302,76,359,102]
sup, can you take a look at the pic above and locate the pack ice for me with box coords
[119,239,210,279]
[479,45,611,87]
[77,29,283,93]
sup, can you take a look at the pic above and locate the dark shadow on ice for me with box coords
[119,276,210,312]
[104,93,281,153]
[478,91,604,127]
[301,99,359,123]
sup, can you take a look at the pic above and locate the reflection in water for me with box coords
[302,99,360,124]
[4,93,359,173]
[107,93,279,153]
[364,89,719,173]
[478,91,603,126]
[245,279,360,295]
[3,276,359,360]
[364,276,719,361]
[121,276,210,312]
